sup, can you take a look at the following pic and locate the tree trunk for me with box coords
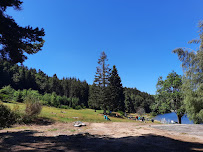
[95,109,96,112]
[103,109,106,115]
[177,115,182,124]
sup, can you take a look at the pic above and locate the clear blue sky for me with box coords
[6,0,203,95]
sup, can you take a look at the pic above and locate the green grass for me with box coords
[48,128,58,131]
[2,102,135,123]
[69,129,76,132]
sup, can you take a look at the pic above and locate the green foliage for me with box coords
[184,84,203,123]
[117,110,125,116]
[50,92,59,107]
[60,105,70,109]
[108,65,125,111]
[71,97,79,109]
[88,83,101,110]
[124,92,134,113]
[13,90,23,102]
[0,103,17,128]
[124,87,155,113]
[0,0,45,63]
[173,21,203,124]
[151,94,171,114]
[153,71,184,123]
[91,51,111,114]
[42,93,52,105]
[0,85,15,102]
[24,94,42,117]
[0,60,89,107]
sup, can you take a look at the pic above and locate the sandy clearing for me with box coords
[0,122,203,152]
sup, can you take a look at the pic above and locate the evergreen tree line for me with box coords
[0,59,89,108]
[0,59,155,113]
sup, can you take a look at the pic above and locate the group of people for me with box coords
[135,116,145,122]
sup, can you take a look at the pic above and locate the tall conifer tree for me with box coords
[92,51,111,114]
[108,65,125,111]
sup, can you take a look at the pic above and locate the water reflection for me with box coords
[154,112,193,124]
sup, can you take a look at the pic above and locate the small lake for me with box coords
[154,112,193,124]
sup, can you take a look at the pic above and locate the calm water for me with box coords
[154,112,193,124]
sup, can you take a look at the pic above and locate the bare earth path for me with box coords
[0,122,203,152]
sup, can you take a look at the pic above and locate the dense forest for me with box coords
[0,59,155,113]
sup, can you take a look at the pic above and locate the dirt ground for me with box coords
[0,122,203,152]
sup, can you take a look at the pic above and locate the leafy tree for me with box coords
[173,21,203,123]
[108,65,125,111]
[151,94,171,114]
[93,51,111,114]
[0,0,45,63]
[155,71,184,124]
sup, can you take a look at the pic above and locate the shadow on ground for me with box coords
[0,130,202,152]
[29,117,55,126]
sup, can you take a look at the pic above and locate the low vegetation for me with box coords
[2,102,142,125]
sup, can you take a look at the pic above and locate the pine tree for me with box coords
[0,0,45,63]
[88,83,101,111]
[108,65,125,111]
[92,51,111,114]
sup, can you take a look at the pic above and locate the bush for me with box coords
[14,90,24,102]
[75,105,82,110]
[0,104,17,128]
[42,93,52,105]
[0,85,15,102]
[117,110,125,116]
[24,94,42,118]
[50,92,60,107]
[60,105,70,109]
[136,107,145,116]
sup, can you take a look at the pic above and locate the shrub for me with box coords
[60,105,70,109]
[0,104,17,128]
[14,90,24,102]
[75,105,82,110]
[42,93,52,105]
[117,110,125,116]
[50,92,60,107]
[136,107,145,116]
[24,94,42,118]
[0,85,15,102]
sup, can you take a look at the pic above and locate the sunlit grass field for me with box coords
[3,102,135,123]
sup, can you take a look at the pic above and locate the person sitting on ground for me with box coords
[135,116,138,120]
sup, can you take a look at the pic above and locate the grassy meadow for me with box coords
[2,102,136,123]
